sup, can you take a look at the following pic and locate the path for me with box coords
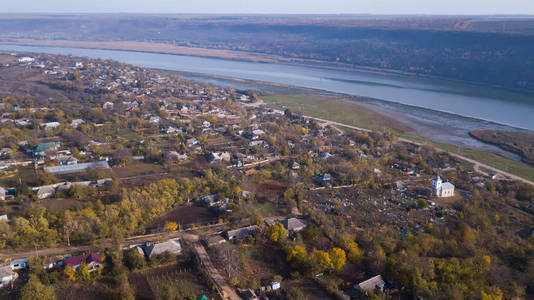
[189,239,240,300]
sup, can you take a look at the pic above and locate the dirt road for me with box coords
[280,105,534,186]
[190,240,240,300]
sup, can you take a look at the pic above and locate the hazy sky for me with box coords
[1,0,533,15]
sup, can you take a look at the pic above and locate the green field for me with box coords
[436,143,534,182]
[262,94,409,133]
[262,94,534,182]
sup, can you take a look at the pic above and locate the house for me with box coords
[202,121,211,128]
[354,275,385,292]
[102,102,114,110]
[70,119,85,128]
[197,194,218,206]
[64,253,102,271]
[18,56,34,63]
[282,218,307,232]
[42,256,63,269]
[40,122,61,130]
[33,185,55,199]
[290,161,300,170]
[249,140,265,147]
[163,151,188,162]
[0,215,7,222]
[314,173,332,186]
[225,225,260,241]
[138,239,182,258]
[431,175,455,198]
[186,138,199,147]
[271,281,281,290]
[0,266,17,288]
[209,152,231,163]
[32,141,60,157]
[7,258,28,270]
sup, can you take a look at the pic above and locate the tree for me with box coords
[124,250,146,270]
[339,237,363,265]
[77,263,91,281]
[286,245,309,274]
[268,222,287,243]
[21,274,55,300]
[329,248,347,271]
[311,249,332,273]
[63,265,76,282]
[164,221,179,232]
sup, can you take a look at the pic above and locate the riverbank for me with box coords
[4,38,534,96]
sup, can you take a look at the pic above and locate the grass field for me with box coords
[262,94,534,182]
[262,94,409,133]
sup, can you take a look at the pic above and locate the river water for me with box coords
[1,44,532,156]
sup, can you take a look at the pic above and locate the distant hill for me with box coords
[1,15,534,92]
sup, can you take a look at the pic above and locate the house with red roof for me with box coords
[63,253,102,271]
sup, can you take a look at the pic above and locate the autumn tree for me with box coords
[268,222,287,243]
[21,274,55,300]
[329,248,347,271]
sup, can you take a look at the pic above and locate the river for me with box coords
[0,44,532,156]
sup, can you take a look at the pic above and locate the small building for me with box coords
[205,235,227,248]
[431,175,455,198]
[32,141,60,156]
[289,161,300,170]
[225,225,260,241]
[102,102,114,110]
[282,218,307,232]
[40,122,61,130]
[0,215,7,222]
[271,281,281,290]
[209,152,231,163]
[138,238,182,258]
[354,275,385,292]
[314,173,332,186]
[70,119,85,128]
[64,253,102,271]
[44,160,110,175]
[163,151,188,162]
[33,185,55,200]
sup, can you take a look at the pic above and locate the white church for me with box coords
[431,175,455,198]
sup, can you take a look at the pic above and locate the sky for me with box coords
[1,0,534,15]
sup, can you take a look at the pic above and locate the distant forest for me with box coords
[2,15,534,91]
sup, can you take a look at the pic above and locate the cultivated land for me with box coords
[0,52,533,300]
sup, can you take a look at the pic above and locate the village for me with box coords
[0,52,533,300]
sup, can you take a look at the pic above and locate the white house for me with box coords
[431,175,455,198]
